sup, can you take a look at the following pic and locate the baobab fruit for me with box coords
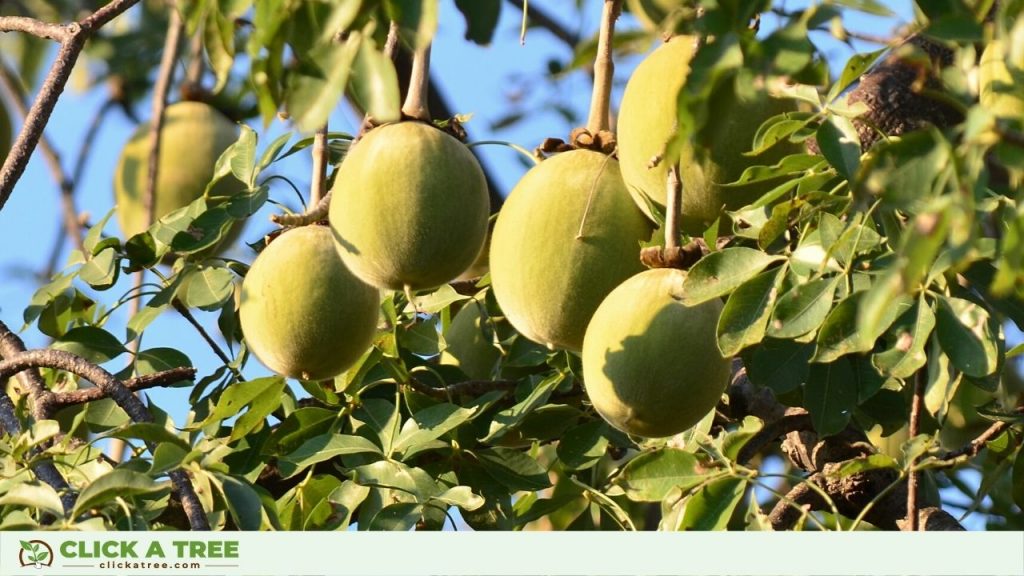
[114,101,242,239]
[582,268,730,438]
[329,122,489,292]
[490,149,652,353]
[618,36,800,233]
[440,300,501,380]
[240,225,380,381]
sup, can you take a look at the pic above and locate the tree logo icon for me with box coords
[18,540,54,569]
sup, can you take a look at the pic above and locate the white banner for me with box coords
[1,531,1022,575]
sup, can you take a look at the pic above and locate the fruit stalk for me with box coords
[310,123,328,206]
[145,6,182,227]
[586,0,622,134]
[401,45,432,121]
[664,164,681,250]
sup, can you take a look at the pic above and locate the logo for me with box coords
[18,540,54,569]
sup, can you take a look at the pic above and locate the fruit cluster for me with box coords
[112,34,794,441]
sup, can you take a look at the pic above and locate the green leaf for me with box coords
[183,266,235,311]
[200,376,285,427]
[278,434,383,479]
[85,207,119,253]
[352,398,400,456]
[349,35,401,124]
[148,442,189,475]
[212,473,263,530]
[484,373,563,442]
[935,296,1000,378]
[404,284,469,314]
[768,275,838,339]
[79,247,120,290]
[556,421,609,471]
[136,347,193,377]
[454,0,501,45]
[393,402,476,457]
[385,0,438,50]
[286,31,362,132]
[326,481,371,530]
[0,482,65,517]
[72,469,163,517]
[829,453,899,478]
[473,447,551,492]
[204,7,235,92]
[678,477,747,531]
[52,326,127,364]
[805,358,859,436]
[682,247,785,305]
[924,340,961,422]
[107,422,189,451]
[614,449,707,502]
[814,291,911,363]
[369,502,422,530]
[351,460,438,499]
[827,47,886,102]
[816,116,861,180]
[716,266,785,357]
[266,407,338,455]
[431,486,485,511]
[230,377,286,442]
[872,297,936,379]
[745,338,813,395]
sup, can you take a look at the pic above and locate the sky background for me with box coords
[3,0,1004,530]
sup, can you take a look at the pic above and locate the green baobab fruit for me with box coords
[980,40,1024,121]
[329,121,489,292]
[114,101,242,239]
[490,149,653,353]
[582,268,730,438]
[240,225,380,381]
[618,36,801,233]
[440,300,501,380]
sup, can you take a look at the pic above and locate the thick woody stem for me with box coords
[586,0,621,134]
[0,0,143,213]
[401,45,432,121]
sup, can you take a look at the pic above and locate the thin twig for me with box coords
[906,368,925,531]
[504,0,579,46]
[145,3,183,227]
[50,367,197,406]
[0,0,143,213]
[0,16,68,41]
[0,349,209,530]
[586,0,621,134]
[0,61,84,253]
[172,299,243,381]
[407,377,517,400]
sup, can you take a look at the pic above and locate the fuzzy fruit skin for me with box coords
[618,36,800,234]
[239,226,380,380]
[980,40,1024,120]
[490,149,653,353]
[582,268,730,438]
[329,122,489,291]
[114,101,242,239]
[440,300,500,380]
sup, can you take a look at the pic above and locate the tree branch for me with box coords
[0,17,69,41]
[767,478,826,530]
[906,368,926,531]
[408,377,517,400]
[0,348,209,530]
[586,0,620,135]
[145,3,183,227]
[50,367,197,406]
[0,61,84,253]
[0,0,143,213]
